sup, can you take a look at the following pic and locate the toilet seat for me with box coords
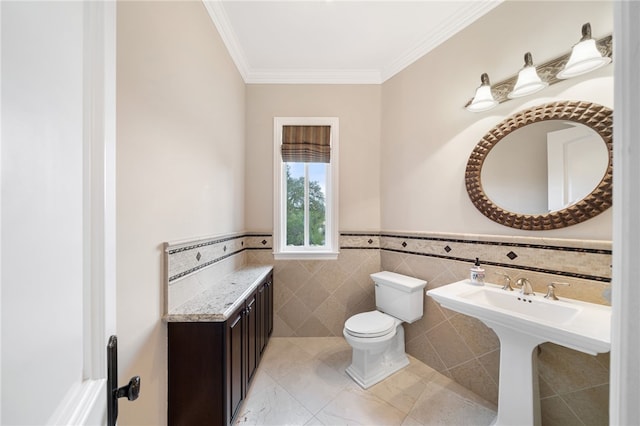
[344,311,396,338]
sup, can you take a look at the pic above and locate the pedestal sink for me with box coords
[427,280,611,426]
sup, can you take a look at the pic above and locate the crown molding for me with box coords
[381,1,503,82]
[245,69,383,85]
[202,0,249,81]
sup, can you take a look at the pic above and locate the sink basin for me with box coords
[461,286,580,323]
[428,280,610,355]
[427,280,611,426]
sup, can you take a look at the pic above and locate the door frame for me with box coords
[610,1,640,424]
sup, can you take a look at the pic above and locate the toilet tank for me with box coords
[372,271,427,323]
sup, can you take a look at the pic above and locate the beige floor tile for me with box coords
[275,358,351,414]
[303,416,327,426]
[240,337,497,426]
[259,338,315,381]
[315,386,408,426]
[400,416,424,426]
[368,368,426,414]
[290,336,348,357]
[408,375,496,426]
[313,343,353,376]
[235,372,314,426]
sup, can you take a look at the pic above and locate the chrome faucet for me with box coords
[496,272,514,291]
[515,278,534,295]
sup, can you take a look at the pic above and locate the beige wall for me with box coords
[114,1,614,425]
[245,84,382,232]
[116,1,245,424]
[381,0,613,240]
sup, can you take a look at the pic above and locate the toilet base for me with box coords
[344,323,410,389]
[345,352,409,389]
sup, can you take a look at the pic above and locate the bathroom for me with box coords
[119,0,622,425]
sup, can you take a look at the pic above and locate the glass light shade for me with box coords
[466,85,497,112]
[508,66,548,98]
[557,38,611,79]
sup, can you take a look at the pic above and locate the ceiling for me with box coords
[203,1,503,84]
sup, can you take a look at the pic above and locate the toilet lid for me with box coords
[345,311,395,338]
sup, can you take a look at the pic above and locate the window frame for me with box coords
[273,117,339,260]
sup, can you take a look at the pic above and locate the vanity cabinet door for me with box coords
[257,282,266,356]
[227,304,245,425]
[265,273,274,338]
[245,290,259,385]
[259,274,273,356]
[168,322,225,426]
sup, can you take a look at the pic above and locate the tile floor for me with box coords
[235,337,497,425]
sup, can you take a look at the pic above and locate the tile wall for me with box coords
[164,230,611,425]
[164,232,272,313]
[379,232,611,426]
[245,232,380,337]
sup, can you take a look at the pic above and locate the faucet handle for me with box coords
[544,282,570,300]
[496,271,514,291]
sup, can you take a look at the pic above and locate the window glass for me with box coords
[308,162,327,246]
[284,163,327,248]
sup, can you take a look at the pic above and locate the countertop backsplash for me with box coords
[164,231,272,315]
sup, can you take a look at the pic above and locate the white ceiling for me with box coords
[203,1,503,84]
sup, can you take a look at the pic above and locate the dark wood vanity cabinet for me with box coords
[168,272,274,426]
[257,273,273,357]
[227,302,245,424]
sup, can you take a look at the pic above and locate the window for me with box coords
[273,117,339,259]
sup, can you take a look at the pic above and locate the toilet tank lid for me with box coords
[370,271,427,291]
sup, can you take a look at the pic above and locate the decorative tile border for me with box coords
[245,233,273,250]
[165,232,274,284]
[340,232,380,249]
[380,232,611,282]
[165,234,242,283]
[166,230,611,284]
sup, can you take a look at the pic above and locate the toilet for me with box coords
[343,271,427,389]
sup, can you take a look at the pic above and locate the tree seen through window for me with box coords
[285,163,326,246]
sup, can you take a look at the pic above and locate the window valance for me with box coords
[281,125,331,163]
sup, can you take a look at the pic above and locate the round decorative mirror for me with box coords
[465,101,612,230]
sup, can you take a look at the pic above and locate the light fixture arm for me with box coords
[580,22,592,42]
[523,52,534,67]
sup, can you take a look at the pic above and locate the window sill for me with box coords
[273,251,339,261]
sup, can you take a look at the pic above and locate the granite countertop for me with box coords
[165,265,273,322]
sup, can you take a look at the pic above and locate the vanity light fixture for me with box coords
[557,23,611,79]
[507,52,548,99]
[465,73,498,113]
[464,22,612,112]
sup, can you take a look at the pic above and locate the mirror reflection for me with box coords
[481,120,609,215]
[465,100,612,230]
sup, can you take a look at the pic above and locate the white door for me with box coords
[1,1,116,424]
[546,125,609,212]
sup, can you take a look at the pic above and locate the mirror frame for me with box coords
[465,101,613,230]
